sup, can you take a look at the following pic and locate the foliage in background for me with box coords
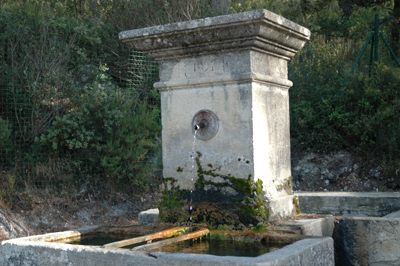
[288,13,400,185]
[36,68,161,190]
[100,0,227,31]
[0,0,162,194]
[0,0,231,196]
[0,173,16,208]
[100,102,161,190]
[1,0,400,196]
[0,117,13,166]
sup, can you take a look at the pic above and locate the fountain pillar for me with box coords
[120,10,310,222]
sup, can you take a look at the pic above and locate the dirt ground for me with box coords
[0,188,161,240]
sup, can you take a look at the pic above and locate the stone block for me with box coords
[334,217,400,266]
[278,215,334,237]
[297,192,400,216]
[384,210,400,218]
[138,208,159,225]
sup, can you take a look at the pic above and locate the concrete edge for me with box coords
[267,194,295,221]
[151,237,334,266]
[12,225,101,242]
[333,216,400,266]
[296,191,400,217]
[0,228,333,266]
[154,73,293,91]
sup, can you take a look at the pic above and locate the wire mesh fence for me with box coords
[289,14,400,153]
[0,12,160,196]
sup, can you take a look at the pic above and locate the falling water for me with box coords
[189,129,198,222]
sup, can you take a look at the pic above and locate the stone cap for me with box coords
[119,9,311,60]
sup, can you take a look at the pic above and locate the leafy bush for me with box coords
[97,0,227,31]
[0,117,13,166]
[36,66,161,189]
[290,59,400,169]
[0,2,115,145]
[100,102,161,190]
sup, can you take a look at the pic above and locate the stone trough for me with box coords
[0,224,334,266]
[298,191,400,265]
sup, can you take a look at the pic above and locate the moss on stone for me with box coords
[227,176,253,196]
[159,177,182,211]
[282,176,293,194]
[160,152,271,226]
[293,195,301,214]
[253,223,269,232]
[255,179,263,196]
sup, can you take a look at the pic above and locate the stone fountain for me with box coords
[119,9,310,224]
[0,10,336,266]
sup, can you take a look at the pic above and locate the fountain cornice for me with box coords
[119,9,311,61]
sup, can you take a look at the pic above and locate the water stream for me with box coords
[189,129,198,222]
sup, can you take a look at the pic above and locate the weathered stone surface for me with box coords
[0,207,29,240]
[138,208,160,225]
[0,228,334,266]
[119,10,310,60]
[292,151,354,188]
[279,216,334,237]
[292,150,390,192]
[120,10,310,221]
[384,210,400,218]
[297,191,400,216]
[220,186,239,197]
[334,217,400,266]
[153,237,334,266]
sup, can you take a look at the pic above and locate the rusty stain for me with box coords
[103,227,190,249]
[132,228,210,252]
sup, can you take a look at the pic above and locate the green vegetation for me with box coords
[0,0,163,193]
[159,153,270,226]
[195,153,270,221]
[159,177,183,209]
[253,222,268,232]
[289,22,400,185]
[1,0,400,201]
[0,118,13,166]
[0,173,16,208]
[293,195,301,214]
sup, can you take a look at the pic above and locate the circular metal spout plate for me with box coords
[192,109,219,141]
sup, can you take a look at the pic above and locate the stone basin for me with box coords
[0,224,334,265]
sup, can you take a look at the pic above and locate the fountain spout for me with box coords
[194,121,208,131]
